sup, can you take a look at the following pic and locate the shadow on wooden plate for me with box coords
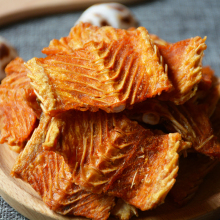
[0,143,220,220]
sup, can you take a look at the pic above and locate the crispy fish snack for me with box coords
[106,132,181,210]
[11,114,115,220]
[169,153,218,206]
[26,24,172,115]
[0,89,37,152]
[3,57,32,90]
[4,57,42,118]
[5,23,219,220]
[126,99,220,159]
[23,110,182,210]
[0,58,39,151]
[158,37,207,104]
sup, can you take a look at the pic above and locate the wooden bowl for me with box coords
[0,143,220,220]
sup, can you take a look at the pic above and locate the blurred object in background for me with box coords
[75,3,139,29]
[0,0,144,27]
[0,36,18,81]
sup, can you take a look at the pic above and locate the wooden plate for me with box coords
[0,0,144,27]
[0,143,220,220]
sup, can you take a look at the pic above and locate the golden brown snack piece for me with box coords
[11,114,115,220]
[5,57,27,77]
[3,57,32,91]
[4,57,42,118]
[0,89,37,152]
[126,99,220,159]
[107,132,181,210]
[26,25,172,115]
[158,37,207,104]
[24,110,182,211]
[169,153,218,206]
[111,199,138,220]
[0,58,39,152]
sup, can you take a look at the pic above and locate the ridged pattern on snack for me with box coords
[0,58,39,151]
[27,25,171,115]
[11,114,115,220]
[158,37,207,104]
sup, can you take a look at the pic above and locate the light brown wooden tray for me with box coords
[0,0,144,27]
[0,143,220,220]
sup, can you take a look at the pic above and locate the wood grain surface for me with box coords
[0,143,220,220]
[0,0,144,27]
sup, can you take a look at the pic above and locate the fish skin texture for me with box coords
[14,109,181,211]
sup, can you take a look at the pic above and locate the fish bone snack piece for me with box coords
[27,24,172,115]
[0,58,39,152]
[17,109,182,211]
[11,114,115,220]
[75,3,138,29]
[158,37,207,104]
[0,36,18,80]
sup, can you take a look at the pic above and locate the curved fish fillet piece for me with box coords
[126,99,220,159]
[11,114,115,220]
[26,26,171,115]
[158,37,207,104]
[169,153,218,206]
[0,58,39,151]
[28,110,181,210]
[41,110,153,194]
